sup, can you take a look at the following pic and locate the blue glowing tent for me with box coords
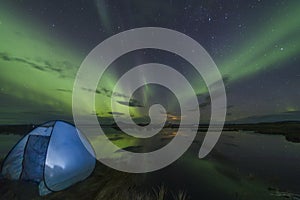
[1,120,96,195]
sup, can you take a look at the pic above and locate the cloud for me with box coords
[199,101,210,108]
[158,111,182,121]
[117,99,143,107]
[109,136,123,141]
[107,112,124,116]
[197,76,231,109]
[114,145,143,153]
[82,87,102,94]
[0,52,47,71]
[81,87,131,99]
[227,105,234,109]
[99,87,130,99]
[208,76,230,93]
[0,51,76,78]
[57,88,72,93]
[81,87,144,107]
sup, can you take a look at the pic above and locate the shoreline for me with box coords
[0,121,299,142]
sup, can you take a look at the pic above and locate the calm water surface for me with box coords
[1,129,299,199]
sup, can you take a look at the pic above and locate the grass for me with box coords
[0,160,189,200]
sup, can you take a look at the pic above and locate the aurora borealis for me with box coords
[0,0,299,124]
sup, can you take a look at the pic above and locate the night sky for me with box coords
[0,0,299,124]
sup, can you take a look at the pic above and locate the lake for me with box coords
[1,129,299,199]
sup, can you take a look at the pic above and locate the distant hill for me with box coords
[232,111,300,124]
[0,124,35,135]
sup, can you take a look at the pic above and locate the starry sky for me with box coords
[0,0,299,124]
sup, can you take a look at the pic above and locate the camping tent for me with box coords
[1,120,96,195]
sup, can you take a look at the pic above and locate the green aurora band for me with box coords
[171,1,300,112]
[0,6,139,124]
[0,2,299,124]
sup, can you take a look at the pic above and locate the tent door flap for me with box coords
[21,135,50,183]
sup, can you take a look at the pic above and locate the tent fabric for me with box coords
[39,180,52,196]
[21,135,50,183]
[1,120,96,196]
[1,135,29,180]
[44,121,96,192]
